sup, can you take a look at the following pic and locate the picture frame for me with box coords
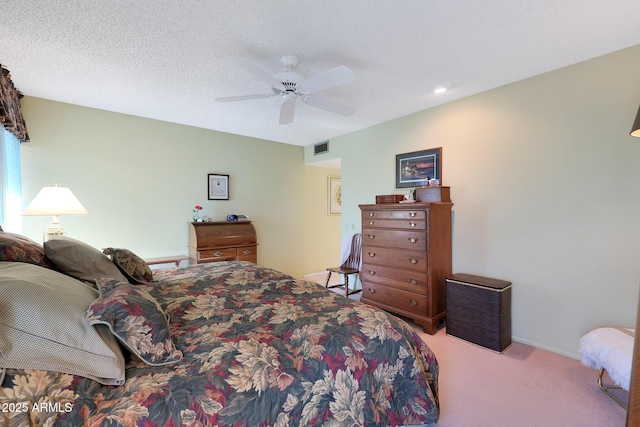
[395,147,442,188]
[208,174,229,200]
[328,176,341,215]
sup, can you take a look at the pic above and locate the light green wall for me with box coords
[306,44,640,359]
[20,98,341,278]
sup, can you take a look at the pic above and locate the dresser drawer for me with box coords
[362,282,429,316]
[362,209,426,221]
[361,262,427,294]
[238,246,257,262]
[362,218,426,230]
[198,248,237,262]
[363,229,427,250]
[362,246,427,271]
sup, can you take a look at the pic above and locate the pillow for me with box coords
[0,262,125,385]
[103,247,153,284]
[87,278,182,366]
[0,231,53,269]
[44,236,128,284]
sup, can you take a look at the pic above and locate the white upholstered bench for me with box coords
[579,327,634,408]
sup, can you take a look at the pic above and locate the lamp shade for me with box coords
[630,105,640,137]
[23,186,88,216]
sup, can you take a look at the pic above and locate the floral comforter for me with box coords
[1,261,439,426]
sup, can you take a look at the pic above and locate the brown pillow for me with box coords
[103,247,153,284]
[0,231,53,269]
[44,236,129,284]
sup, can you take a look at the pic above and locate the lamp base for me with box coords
[43,216,66,242]
[43,229,66,242]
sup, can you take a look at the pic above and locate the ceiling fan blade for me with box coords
[231,57,284,89]
[279,98,296,125]
[215,93,273,102]
[303,94,356,116]
[297,65,355,94]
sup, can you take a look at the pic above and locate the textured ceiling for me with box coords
[2,1,640,147]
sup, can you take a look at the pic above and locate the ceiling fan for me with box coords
[216,55,356,125]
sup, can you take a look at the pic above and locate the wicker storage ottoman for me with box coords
[446,273,512,352]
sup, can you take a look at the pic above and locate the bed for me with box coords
[0,232,440,426]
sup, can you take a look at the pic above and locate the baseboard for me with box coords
[303,271,328,278]
[513,336,581,361]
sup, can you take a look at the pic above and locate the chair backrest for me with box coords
[341,233,362,270]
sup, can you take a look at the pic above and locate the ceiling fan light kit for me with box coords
[216,55,356,125]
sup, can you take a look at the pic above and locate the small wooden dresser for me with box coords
[188,221,258,265]
[359,202,452,334]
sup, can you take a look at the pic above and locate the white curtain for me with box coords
[0,127,22,232]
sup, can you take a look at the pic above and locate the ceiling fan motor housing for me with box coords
[274,71,304,86]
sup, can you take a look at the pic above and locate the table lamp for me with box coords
[22,184,88,240]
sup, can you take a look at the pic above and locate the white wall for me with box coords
[306,44,640,358]
[20,98,341,277]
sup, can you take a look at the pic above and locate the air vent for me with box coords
[314,141,329,155]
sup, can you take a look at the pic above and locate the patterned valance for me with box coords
[0,65,29,142]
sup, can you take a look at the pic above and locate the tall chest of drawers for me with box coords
[359,203,452,334]
[188,221,258,265]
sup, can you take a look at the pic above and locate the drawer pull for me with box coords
[368,234,376,240]
[409,300,419,307]
[410,222,417,227]
[368,288,377,294]
[214,251,223,257]
[243,250,252,255]
[408,238,418,244]
[409,279,419,285]
[369,221,374,226]
[409,212,417,217]
[368,212,374,217]
[368,270,376,276]
[409,258,418,264]
[368,252,376,258]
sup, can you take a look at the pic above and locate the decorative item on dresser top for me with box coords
[359,201,452,334]
[188,221,257,265]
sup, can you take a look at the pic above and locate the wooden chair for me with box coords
[325,233,362,297]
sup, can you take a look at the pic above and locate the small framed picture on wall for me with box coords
[208,174,229,200]
[396,147,442,188]
[328,176,341,215]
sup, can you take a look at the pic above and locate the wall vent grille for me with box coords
[314,141,329,155]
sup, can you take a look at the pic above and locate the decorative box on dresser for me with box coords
[188,221,258,265]
[359,202,452,334]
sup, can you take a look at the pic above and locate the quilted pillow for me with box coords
[44,236,128,284]
[0,262,125,385]
[103,247,153,284]
[0,231,53,268]
[87,278,183,366]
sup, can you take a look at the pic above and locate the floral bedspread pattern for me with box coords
[1,262,439,426]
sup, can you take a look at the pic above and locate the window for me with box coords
[0,127,22,232]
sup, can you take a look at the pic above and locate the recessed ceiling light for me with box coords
[432,82,451,94]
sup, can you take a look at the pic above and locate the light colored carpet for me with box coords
[304,272,628,426]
